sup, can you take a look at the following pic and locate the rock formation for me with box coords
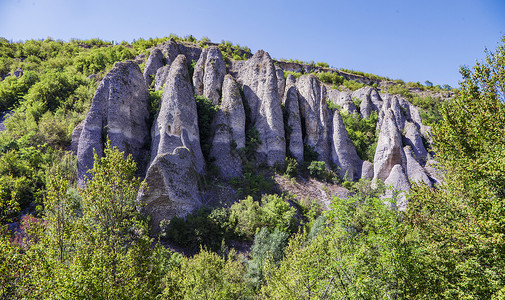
[327,90,356,114]
[154,65,170,91]
[383,164,410,210]
[143,48,165,87]
[403,122,428,164]
[331,111,362,180]
[209,75,246,179]
[284,78,304,162]
[77,61,150,186]
[150,54,205,175]
[296,74,331,163]
[373,109,406,182]
[236,50,286,166]
[404,146,432,187]
[137,147,202,233]
[192,46,226,105]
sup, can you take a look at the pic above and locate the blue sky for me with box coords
[1,0,504,87]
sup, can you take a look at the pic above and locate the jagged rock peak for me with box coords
[209,75,246,179]
[137,147,202,233]
[327,90,356,114]
[383,164,410,211]
[373,108,406,182]
[237,50,286,166]
[331,110,362,180]
[154,65,170,91]
[404,146,432,187]
[150,54,205,175]
[296,74,331,163]
[192,46,226,105]
[403,122,428,164]
[143,48,165,87]
[284,83,304,162]
[77,61,150,186]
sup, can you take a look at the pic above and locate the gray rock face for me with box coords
[192,46,226,105]
[331,111,362,180]
[284,84,304,162]
[285,73,296,88]
[143,48,165,87]
[70,122,83,155]
[383,164,410,210]
[276,67,286,100]
[327,90,356,113]
[154,65,170,91]
[373,109,406,182]
[150,54,205,175]
[77,61,150,186]
[209,75,246,179]
[403,122,428,164]
[352,87,382,118]
[137,147,202,233]
[296,74,331,163]
[361,160,374,180]
[159,38,181,65]
[237,50,286,166]
[404,146,432,187]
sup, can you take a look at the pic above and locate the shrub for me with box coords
[247,228,290,287]
[316,72,344,85]
[195,95,218,161]
[229,194,297,239]
[307,161,336,182]
[343,79,366,91]
[340,110,378,162]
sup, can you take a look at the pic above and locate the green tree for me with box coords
[407,36,505,298]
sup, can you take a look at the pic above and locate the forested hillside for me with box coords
[0,34,504,299]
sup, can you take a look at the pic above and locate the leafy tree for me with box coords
[162,249,253,299]
[406,36,505,298]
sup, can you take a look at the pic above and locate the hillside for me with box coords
[1,35,504,299]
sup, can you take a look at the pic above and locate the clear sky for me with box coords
[1,0,504,87]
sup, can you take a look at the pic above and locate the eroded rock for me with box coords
[192,46,226,105]
[77,61,150,186]
[237,50,285,166]
[150,54,205,175]
[373,109,406,182]
[137,147,202,233]
[331,111,362,180]
[209,75,246,179]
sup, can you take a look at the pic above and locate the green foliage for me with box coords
[406,36,505,298]
[247,227,289,287]
[162,249,253,299]
[410,95,444,125]
[315,61,329,68]
[307,160,337,182]
[218,40,251,60]
[303,144,319,162]
[261,180,412,298]
[283,156,298,178]
[283,70,302,79]
[148,88,162,117]
[385,84,414,99]
[342,79,366,91]
[229,194,297,239]
[194,95,218,161]
[316,71,344,85]
[340,110,378,162]
[161,207,232,252]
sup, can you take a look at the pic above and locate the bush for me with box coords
[195,95,218,161]
[316,72,344,86]
[247,227,290,287]
[229,194,297,239]
[340,110,378,162]
[342,79,366,91]
[307,161,336,182]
